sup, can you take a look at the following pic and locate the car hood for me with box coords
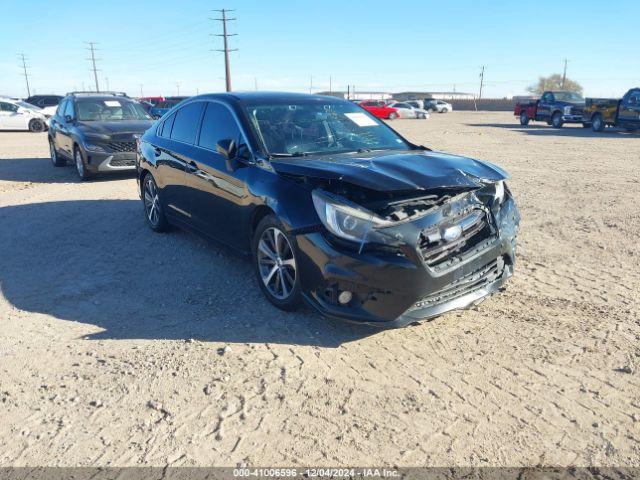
[77,120,154,136]
[270,150,508,192]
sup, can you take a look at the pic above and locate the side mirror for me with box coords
[216,138,237,172]
[64,115,74,123]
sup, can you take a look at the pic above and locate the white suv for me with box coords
[0,97,48,132]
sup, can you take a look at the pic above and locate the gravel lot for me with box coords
[1,111,638,467]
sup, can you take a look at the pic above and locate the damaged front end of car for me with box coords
[283,162,520,327]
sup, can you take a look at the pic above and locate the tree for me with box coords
[527,74,583,95]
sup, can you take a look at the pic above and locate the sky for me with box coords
[2,0,639,99]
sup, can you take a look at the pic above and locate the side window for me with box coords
[1,102,19,112]
[56,99,67,116]
[170,102,205,144]
[198,102,241,151]
[63,100,75,119]
[158,112,176,138]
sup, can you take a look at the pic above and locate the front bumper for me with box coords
[295,194,520,328]
[84,151,137,173]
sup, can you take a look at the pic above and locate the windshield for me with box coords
[554,92,584,102]
[76,98,151,121]
[243,101,411,156]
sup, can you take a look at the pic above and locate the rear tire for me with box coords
[519,111,530,126]
[29,119,45,133]
[49,137,66,167]
[551,112,563,128]
[441,108,449,113]
[592,114,605,132]
[142,173,169,232]
[252,214,302,311]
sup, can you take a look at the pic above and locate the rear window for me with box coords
[158,112,176,138]
[170,102,204,144]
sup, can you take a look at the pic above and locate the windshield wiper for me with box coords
[268,152,310,158]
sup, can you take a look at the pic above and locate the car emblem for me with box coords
[442,225,463,242]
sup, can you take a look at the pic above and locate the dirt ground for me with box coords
[0,111,638,468]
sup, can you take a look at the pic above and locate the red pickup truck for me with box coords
[359,100,400,120]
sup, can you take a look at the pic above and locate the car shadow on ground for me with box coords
[465,123,640,138]
[0,157,135,184]
[0,199,380,347]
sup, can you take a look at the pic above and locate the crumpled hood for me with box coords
[270,150,508,191]
[77,120,154,137]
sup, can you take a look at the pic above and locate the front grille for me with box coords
[411,257,504,311]
[106,141,136,153]
[418,208,493,268]
[109,157,135,167]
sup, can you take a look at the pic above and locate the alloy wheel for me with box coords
[75,149,85,178]
[257,227,297,300]
[49,141,57,165]
[144,177,161,227]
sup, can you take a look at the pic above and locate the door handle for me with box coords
[187,160,198,172]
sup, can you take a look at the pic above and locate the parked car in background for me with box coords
[139,96,165,106]
[359,100,401,119]
[583,88,640,132]
[150,96,188,118]
[387,101,429,119]
[0,97,48,132]
[425,99,453,113]
[514,90,584,128]
[406,100,424,110]
[136,92,519,327]
[25,95,63,116]
[48,92,154,180]
[138,100,155,115]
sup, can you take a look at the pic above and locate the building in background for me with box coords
[317,91,392,100]
[392,91,477,101]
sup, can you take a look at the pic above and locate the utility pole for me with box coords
[139,84,144,97]
[175,82,181,96]
[478,65,485,100]
[561,59,568,89]
[212,9,237,92]
[329,76,332,93]
[18,53,31,98]
[105,77,110,91]
[85,42,101,92]
[254,77,258,91]
[309,75,313,94]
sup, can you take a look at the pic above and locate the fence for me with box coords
[448,98,516,111]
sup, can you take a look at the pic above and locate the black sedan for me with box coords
[136,92,520,327]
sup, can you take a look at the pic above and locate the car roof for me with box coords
[184,91,346,104]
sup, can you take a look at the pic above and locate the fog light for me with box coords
[338,291,353,305]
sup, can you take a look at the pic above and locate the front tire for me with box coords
[74,146,92,181]
[388,112,398,120]
[49,137,66,167]
[592,114,605,132]
[519,111,530,126]
[441,108,449,113]
[252,215,302,311]
[142,174,169,232]
[28,118,45,133]
[551,112,563,128]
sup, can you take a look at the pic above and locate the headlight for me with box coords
[84,143,106,153]
[563,106,572,115]
[312,190,392,243]
[494,180,505,204]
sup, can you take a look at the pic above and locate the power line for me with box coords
[85,42,101,92]
[212,9,237,92]
[18,53,31,98]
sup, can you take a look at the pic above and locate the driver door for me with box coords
[0,102,26,129]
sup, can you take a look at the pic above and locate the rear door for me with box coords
[186,101,250,246]
[154,102,205,221]
[57,100,76,156]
